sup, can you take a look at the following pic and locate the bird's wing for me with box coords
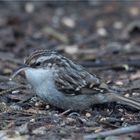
[54,64,104,95]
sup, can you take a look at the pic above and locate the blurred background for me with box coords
[0,1,140,139]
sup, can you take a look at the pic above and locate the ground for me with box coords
[0,1,140,140]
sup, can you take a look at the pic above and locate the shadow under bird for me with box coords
[10,50,140,110]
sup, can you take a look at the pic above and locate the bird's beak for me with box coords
[9,64,29,81]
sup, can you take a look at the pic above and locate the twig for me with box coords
[79,59,140,68]
[76,34,98,46]
[58,109,71,116]
[84,124,140,139]
[0,75,10,82]
[0,85,26,95]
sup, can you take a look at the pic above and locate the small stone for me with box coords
[97,27,107,37]
[30,119,35,122]
[113,21,123,29]
[100,117,106,121]
[107,109,110,112]
[85,112,91,118]
[48,63,52,67]
[35,101,44,107]
[62,17,75,28]
[118,109,123,112]
[132,92,140,96]
[124,94,130,97]
[129,7,139,16]
[45,105,50,109]
[25,2,34,13]
[64,45,78,55]
[121,117,124,121]
[115,81,123,86]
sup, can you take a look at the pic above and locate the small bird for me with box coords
[11,50,140,110]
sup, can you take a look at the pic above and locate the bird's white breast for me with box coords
[24,67,64,104]
[25,68,54,88]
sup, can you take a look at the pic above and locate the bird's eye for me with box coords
[35,62,41,66]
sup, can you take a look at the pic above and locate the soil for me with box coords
[0,1,140,140]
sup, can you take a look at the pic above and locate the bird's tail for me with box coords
[108,92,140,110]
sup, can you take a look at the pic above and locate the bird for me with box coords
[10,50,140,111]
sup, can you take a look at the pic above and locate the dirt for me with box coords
[0,1,140,140]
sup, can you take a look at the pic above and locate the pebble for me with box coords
[45,104,50,109]
[97,27,107,37]
[124,94,130,97]
[132,92,140,96]
[25,2,34,13]
[113,21,123,29]
[62,17,75,28]
[129,7,139,16]
[85,112,91,118]
[30,118,35,123]
[115,81,123,86]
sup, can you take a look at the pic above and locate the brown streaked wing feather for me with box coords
[55,64,101,95]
